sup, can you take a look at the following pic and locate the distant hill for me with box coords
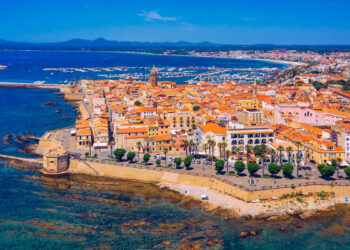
[0,38,349,52]
[0,38,218,49]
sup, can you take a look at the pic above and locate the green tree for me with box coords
[344,167,350,178]
[156,159,161,166]
[318,164,335,178]
[283,163,294,178]
[234,161,245,175]
[127,151,135,162]
[184,156,192,170]
[174,158,182,168]
[268,163,281,176]
[114,148,126,161]
[143,153,150,164]
[134,100,142,106]
[318,164,327,173]
[215,159,225,174]
[248,162,259,176]
[193,106,200,111]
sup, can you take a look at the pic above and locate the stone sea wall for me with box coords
[68,158,350,202]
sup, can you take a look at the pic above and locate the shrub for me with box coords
[268,163,281,175]
[93,153,97,158]
[234,161,245,174]
[248,162,259,175]
[156,159,161,166]
[318,164,327,173]
[114,148,126,161]
[127,152,135,162]
[184,156,192,169]
[344,167,350,178]
[85,152,89,157]
[174,158,182,168]
[283,163,294,178]
[319,165,335,177]
[215,159,225,173]
[193,106,200,111]
[143,153,150,164]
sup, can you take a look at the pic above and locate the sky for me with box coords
[0,0,349,44]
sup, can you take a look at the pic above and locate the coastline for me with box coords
[65,157,349,221]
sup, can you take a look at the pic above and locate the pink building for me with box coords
[172,134,187,152]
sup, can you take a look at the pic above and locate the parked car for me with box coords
[310,160,316,164]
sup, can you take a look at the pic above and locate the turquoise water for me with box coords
[1,161,350,249]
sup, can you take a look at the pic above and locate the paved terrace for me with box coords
[72,156,350,192]
[53,127,350,191]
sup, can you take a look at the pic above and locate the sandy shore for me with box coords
[163,183,344,219]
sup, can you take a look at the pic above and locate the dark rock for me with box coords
[18,143,38,155]
[41,101,59,107]
[2,134,14,145]
[15,135,28,143]
[277,227,288,233]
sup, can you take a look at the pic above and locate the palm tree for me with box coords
[245,145,251,163]
[336,157,342,179]
[163,147,168,166]
[261,154,267,176]
[217,142,223,158]
[225,150,231,174]
[286,146,293,164]
[222,142,227,158]
[183,140,189,156]
[190,140,196,156]
[296,154,301,177]
[137,141,142,162]
[277,146,284,166]
[209,140,216,161]
[269,148,276,163]
[236,146,242,156]
[88,141,93,157]
[109,141,115,159]
[203,143,209,160]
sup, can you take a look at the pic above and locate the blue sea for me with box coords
[0,51,348,249]
[0,50,285,84]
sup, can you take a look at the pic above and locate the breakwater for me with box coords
[0,82,65,91]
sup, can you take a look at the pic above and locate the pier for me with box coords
[0,154,43,167]
[0,82,66,91]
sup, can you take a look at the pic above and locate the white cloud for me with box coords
[242,17,257,21]
[138,10,178,22]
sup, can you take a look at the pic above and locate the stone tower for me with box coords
[43,147,70,174]
[149,65,157,87]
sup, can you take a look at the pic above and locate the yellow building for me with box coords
[168,107,196,131]
[301,138,345,164]
[155,134,173,152]
[239,99,261,109]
